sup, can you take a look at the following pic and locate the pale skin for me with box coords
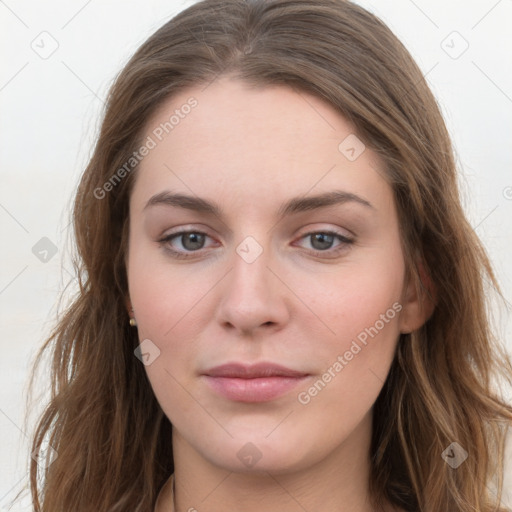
[125,77,431,512]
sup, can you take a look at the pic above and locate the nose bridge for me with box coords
[230,234,273,302]
[215,233,288,333]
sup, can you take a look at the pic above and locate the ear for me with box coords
[399,259,436,334]
[125,295,133,315]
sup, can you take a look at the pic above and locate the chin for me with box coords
[199,434,313,474]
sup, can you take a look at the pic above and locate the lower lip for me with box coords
[203,375,309,402]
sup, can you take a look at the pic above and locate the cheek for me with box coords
[126,248,208,424]
[127,241,209,340]
[293,272,402,439]
[290,251,404,412]
[295,252,404,347]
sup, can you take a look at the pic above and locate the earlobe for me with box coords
[399,261,436,334]
[125,296,133,315]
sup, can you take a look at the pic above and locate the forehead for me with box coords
[130,77,392,217]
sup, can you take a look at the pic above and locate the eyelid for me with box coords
[292,229,354,255]
[158,224,215,241]
[296,224,354,239]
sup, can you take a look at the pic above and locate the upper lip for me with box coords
[203,362,308,379]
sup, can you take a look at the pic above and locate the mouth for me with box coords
[201,362,310,403]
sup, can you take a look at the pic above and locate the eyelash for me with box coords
[158,229,354,260]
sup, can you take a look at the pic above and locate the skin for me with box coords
[125,76,429,512]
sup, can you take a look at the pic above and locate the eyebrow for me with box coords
[143,190,374,217]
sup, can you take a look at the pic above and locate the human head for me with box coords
[29,1,512,511]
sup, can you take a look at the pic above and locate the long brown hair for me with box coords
[24,0,512,510]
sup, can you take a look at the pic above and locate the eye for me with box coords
[158,230,215,258]
[295,230,354,257]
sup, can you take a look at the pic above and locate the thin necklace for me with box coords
[171,475,176,511]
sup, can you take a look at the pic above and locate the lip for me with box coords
[202,362,310,403]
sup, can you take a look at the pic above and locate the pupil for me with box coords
[312,233,333,250]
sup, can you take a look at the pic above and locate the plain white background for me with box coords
[1,0,511,509]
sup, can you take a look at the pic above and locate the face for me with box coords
[126,77,423,474]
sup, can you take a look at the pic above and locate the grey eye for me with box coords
[309,233,336,251]
[178,232,206,251]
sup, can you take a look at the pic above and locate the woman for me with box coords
[27,0,512,510]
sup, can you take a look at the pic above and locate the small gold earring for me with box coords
[129,317,137,327]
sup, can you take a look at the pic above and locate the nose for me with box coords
[215,239,290,336]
